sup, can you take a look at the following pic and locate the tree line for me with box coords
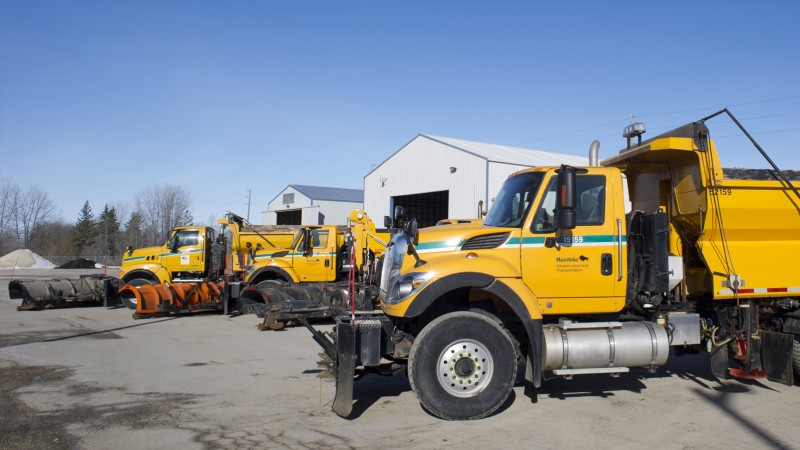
[0,179,195,260]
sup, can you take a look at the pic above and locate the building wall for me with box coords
[308,200,362,225]
[486,161,538,209]
[261,186,311,225]
[364,136,487,221]
[261,186,362,225]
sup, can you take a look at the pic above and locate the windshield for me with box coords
[289,229,303,250]
[483,172,545,228]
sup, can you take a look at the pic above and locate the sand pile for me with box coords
[0,249,57,269]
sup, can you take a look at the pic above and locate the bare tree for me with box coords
[135,184,193,246]
[15,185,58,248]
[0,179,21,254]
[31,221,73,258]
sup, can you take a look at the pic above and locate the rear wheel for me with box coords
[120,278,155,309]
[408,311,516,420]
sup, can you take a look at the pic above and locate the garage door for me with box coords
[392,190,449,228]
[276,209,302,225]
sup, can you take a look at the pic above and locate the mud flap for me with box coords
[761,331,794,385]
[710,343,730,380]
[332,321,357,418]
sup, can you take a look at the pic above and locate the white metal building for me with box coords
[261,185,364,225]
[364,135,588,227]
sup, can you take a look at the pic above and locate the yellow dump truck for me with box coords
[236,209,390,328]
[118,212,296,287]
[241,209,388,285]
[309,110,800,420]
[118,210,389,320]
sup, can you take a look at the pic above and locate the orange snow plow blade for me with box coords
[119,281,225,319]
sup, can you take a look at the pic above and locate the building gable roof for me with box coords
[422,135,588,166]
[365,134,588,178]
[287,184,364,203]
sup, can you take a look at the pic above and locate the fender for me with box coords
[404,272,494,317]
[405,273,543,388]
[484,278,543,388]
[121,268,165,284]
[247,266,297,284]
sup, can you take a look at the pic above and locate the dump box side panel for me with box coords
[700,179,800,299]
[604,130,800,301]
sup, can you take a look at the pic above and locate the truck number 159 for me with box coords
[709,188,732,196]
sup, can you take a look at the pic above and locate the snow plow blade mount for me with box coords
[119,281,225,318]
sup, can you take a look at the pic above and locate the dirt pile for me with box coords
[56,258,100,269]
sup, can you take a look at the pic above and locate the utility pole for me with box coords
[246,189,252,222]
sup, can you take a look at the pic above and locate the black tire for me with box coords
[408,311,516,420]
[793,337,800,378]
[120,278,155,309]
[256,279,287,288]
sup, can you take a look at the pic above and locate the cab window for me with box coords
[296,229,330,250]
[311,229,329,248]
[170,230,200,248]
[532,175,606,233]
[484,172,544,228]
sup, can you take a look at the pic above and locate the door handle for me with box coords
[601,253,612,276]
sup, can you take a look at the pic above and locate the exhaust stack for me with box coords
[589,140,600,166]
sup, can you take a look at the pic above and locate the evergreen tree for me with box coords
[70,200,98,255]
[96,205,121,255]
[123,211,144,249]
[179,209,194,226]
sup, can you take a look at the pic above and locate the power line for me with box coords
[514,119,626,146]
[634,94,800,119]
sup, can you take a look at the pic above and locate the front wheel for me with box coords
[408,311,517,420]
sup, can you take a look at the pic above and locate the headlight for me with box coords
[387,272,432,304]
[380,233,408,301]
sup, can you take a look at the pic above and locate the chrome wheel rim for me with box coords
[436,339,494,398]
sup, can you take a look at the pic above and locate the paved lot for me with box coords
[1,269,798,449]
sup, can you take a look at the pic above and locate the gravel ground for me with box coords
[1,269,798,449]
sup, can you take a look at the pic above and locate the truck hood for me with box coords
[414,223,514,254]
[122,245,162,263]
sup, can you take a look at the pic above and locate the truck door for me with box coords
[521,171,625,314]
[164,229,205,278]
[293,228,336,282]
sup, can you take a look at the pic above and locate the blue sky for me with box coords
[1,0,798,225]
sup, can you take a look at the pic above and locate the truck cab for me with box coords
[119,226,217,285]
[380,165,628,319]
[245,225,345,284]
[244,210,389,286]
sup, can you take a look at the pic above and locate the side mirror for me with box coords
[555,166,579,230]
[301,228,312,256]
[404,218,419,246]
[126,246,133,256]
[384,216,391,228]
[394,205,406,225]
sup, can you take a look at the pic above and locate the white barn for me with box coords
[261,185,364,225]
[364,135,588,227]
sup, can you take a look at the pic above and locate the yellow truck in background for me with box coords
[118,212,296,287]
[242,210,388,285]
[118,210,389,321]
[235,210,390,329]
[310,110,800,420]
